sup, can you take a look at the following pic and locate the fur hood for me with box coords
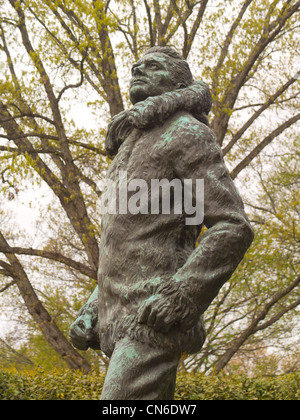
[105,81,212,157]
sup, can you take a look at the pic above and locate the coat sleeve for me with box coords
[163,119,254,315]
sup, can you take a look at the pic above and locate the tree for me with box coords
[0,0,299,372]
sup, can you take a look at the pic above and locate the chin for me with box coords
[130,93,145,105]
[130,86,151,105]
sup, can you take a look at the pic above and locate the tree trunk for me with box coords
[0,232,91,373]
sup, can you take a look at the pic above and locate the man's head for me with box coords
[130,46,194,105]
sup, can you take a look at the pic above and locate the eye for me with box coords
[149,63,160,70]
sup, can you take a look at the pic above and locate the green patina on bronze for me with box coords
[69,46,254,400]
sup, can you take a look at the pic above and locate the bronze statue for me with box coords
[69,46,254,400]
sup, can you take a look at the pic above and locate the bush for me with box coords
[0,368,106,400]
[174,371,300,400]
[0,368,299,400]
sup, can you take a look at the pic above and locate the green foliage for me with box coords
[0,368,299,400]
[175,371,300,401]
[0,368,105,400]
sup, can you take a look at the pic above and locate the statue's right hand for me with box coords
[69,301,100,351]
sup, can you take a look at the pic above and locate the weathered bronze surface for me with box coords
[69,46,254,400]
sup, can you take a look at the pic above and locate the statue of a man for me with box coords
[69,46,254,400]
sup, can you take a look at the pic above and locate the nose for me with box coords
[132,64,145,76]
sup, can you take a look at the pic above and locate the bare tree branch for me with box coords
[0,280,16,293]
[0,246,97,279]
[211,0,254,97]
[215,275,300,372]
[185,0,209,57]
[223,75,299,155]
[212,0,300,143]
[0,337,35,366]
[0,230,91,372]
[57,54,86,103]
[231,112,300,179]
[253,297,300,333]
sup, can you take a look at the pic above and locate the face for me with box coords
[129,53,177,105]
